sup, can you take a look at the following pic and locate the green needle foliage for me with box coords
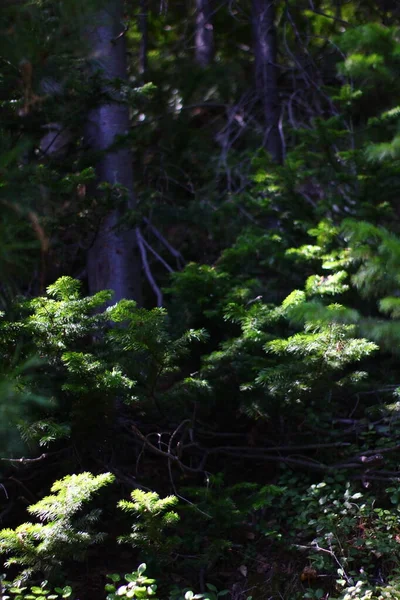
[118,491,181,563]
[0,276,208,455]
[0,472,114,583]
[6,1,400,598]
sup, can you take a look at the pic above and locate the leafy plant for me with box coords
[0,576,74,600]
[169,582,229,600]
[105,564,158,600]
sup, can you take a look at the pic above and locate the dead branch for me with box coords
[136,226,163,306]
[0,453,48,464]
[307,1,349,26]
[143,217,185,268]
[129,422,206,473]
[141,236,174,273]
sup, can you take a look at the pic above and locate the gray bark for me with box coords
[138,0,148,78]
[195,0,214,67]
[86,2,142,304]
[252,0,283,163]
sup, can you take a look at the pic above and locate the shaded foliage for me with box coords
[4,2,400,600]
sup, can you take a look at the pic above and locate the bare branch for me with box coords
[143,218,185,268]
[129,422,206,473]
[136,227,163,306]
[141,236,174,273]
[307,2,349,26]
[0,453,48,464]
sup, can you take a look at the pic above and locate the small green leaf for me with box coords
[147,585,157,595]
[134,586,147,594]
[117,586,127,595]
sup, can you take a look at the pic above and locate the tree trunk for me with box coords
[86,2,142,304]
[138,0,148,79]
[195,0,214,67]
[252,0,283,163]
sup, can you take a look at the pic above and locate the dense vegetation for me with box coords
[3,1,400,599]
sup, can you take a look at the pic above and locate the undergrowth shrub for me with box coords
[6,217,400,597]
[0,472,114,583]
[118,490,181,563]
[0,564,229,600]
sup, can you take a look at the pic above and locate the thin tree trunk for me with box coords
[86,2,142,304]
[195,0,214,67]
[138,0,148,79]
[252,0,283,163]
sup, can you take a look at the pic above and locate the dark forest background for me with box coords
[2,1,400,599]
